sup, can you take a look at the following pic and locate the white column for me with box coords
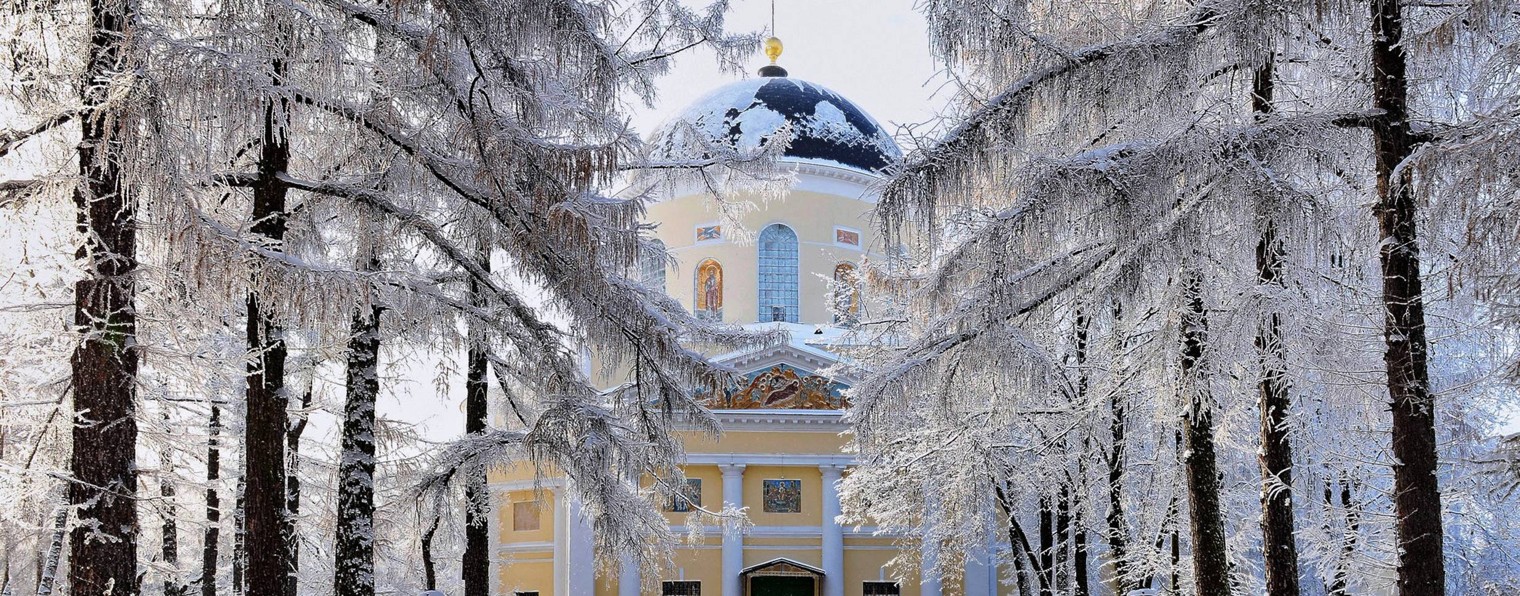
[962,532,994,596]
[920,538,942,596]
[618,553,641,596]
[820,465,845,596]
[720,464,747,596]
[553,489,567,596]
[568,493,596,595]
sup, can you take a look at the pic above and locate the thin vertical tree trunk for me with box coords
[233,478,245,595]
[462,247,491,596]
[1369,2,1444,593]
[421,517,440,592]
[70,0,140,591]
[1038,496,1054,596]
[1106,302,1132,594]
[334,273,382,596]
[35,494,67,596]
[1251,54,1302,596]
[162,434,184,596]
[202,403,222,596]
[1070,311,1091,596]
[244,46,292,595]
[1056,486,1071,592]
[1179,273,1231,596]
[283,390,310,596]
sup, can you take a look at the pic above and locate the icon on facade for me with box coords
[763,479,802,513]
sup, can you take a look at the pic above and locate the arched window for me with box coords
[832,262,861,325]
[694,259,723,322]
[757,224,799,323]
[639,239,666,292]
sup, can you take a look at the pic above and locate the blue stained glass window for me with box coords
[757,224,799,323]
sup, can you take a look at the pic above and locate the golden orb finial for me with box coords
[763,36,783,65]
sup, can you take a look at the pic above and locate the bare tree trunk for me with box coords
[1179,273,1231,596]
[69,0,140,590]
[1038,496,1054,596]
[245,10,294,593]
[1105,302,1133,594]
[1070,311,1091,596]
[1056,486,1072,592]
[35,494,67,596]
[421,517,440,592]
[233,478,245,595]
[996,485,1050,596]
[334,289,382,596]
[283,390,310,596]
[462,247,491,596]
[162,436,184,596]
[202,404,222,596]
[1325,474,1360,596]
[1369,2,1444,593]
[1251,55,1302,596]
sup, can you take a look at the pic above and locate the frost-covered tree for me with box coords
[842,1,1520,595]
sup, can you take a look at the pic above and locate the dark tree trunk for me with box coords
[995,485,1049,596]
[1072,491,1089,596]
[69,0,140,590]
[1251,55,1302,596]
[1179,274,1231,596]
[421,517,441,592]
[162,440,184,596]
[1325,474,1360,596]
[334,297,382,596]
[1369,1,1444,593]
[283,390,310,596]
[202,404,222,596]
[233,478,245,595]
[462,248,491,596]
[1069,311,1091,596]
[1056,486,1071,592]
[1105,302,1132,594]
[244,43,293,595]
[1038,496,1054,596]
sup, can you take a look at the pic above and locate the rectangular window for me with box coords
[668,478,702,513]
[662,581,701,595]
[863,582,900,595]
[511,501,541,532]
[514,592,540,596]
[762,479,802,513]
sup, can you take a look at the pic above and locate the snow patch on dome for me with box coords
[651,77,901,174]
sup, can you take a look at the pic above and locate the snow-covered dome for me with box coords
[652,76,902,175]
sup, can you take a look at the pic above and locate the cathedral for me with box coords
[489,38,1002,596]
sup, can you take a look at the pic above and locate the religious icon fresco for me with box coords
[834,228,860,246]
[762,479,802,513]
[695,259,723,321]
[696,225,723,242]
[832,262,860,324]
[703,365,849,410]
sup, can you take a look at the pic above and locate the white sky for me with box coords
[627,0,950,148]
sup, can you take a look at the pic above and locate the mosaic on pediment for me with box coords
[703,364,849,410]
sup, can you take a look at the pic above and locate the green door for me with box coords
[748,576,815,596]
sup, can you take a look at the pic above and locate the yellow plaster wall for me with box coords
[497,489,555,545]
[646,184,879,326]
[497,559,554,596]
[743,465,822,526]
[843,548,916,596]
[660,465,722,525]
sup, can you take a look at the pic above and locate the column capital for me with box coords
[718,463,747,475]
[818,463,847,476]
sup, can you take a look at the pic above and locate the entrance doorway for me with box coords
[748,576,815,596]
[739,558,824,596]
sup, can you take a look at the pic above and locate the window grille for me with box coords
[863,582,900,595]
[757,224,799,323]
[662,581,701,595]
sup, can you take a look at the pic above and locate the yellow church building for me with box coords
[488,41,1003,596]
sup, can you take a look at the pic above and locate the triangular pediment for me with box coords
[705,344,852,411]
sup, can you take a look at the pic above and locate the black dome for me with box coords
[653,77,900,174]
